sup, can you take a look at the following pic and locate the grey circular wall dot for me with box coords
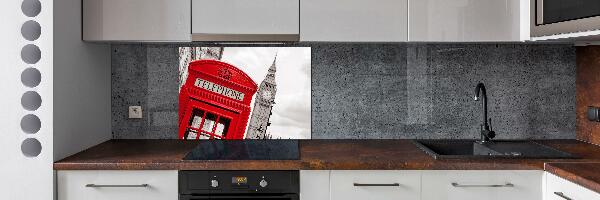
[21,91,42,111]
[21,68,41,88]
[21,0,41,17]
[21,114,41,134]
[21,138,42,157]
[21,20,41,41]
[21,44,41,64]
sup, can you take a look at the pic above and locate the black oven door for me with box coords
[180,194,299,200]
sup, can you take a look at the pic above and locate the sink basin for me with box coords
[413,140,576,160]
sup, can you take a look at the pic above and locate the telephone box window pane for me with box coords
[186,109,205,139]
[215,118,231,137]
[188,109,205,127]
[187,132,198,140]
[198,133,210,139]
[190,116,203,129]
[202,113,218,133]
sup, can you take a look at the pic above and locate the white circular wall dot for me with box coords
[21,44,41,64]
[21,0,41,17]
[21,68,41,88]
[21,91,42,111]
[21,138,42,157]
[20,114,41,134]
[21,20,41,41]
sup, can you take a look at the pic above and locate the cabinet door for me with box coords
[330,170,420,200]
[82,0,191,41]
[409,0,529,42]
[545,172,600,200]
[57,170,178,200]
[422,170,543,200]
[191,0,299,41]
[300,170,330,200]
[300,0,408,42]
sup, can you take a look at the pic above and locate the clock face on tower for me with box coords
[261,91,272,100]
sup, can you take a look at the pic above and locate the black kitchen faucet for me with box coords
[474,82,495,143]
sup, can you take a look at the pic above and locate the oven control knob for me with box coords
[259,179,268,188]
[210,179,219,188]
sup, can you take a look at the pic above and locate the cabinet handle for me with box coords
[451,182,514,188]
[553,192,573,200]
[353,183,400,187]
[85,184,149,188]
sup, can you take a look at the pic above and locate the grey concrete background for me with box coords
[112,43,576,139]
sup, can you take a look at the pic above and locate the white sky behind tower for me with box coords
[204,47,311,139]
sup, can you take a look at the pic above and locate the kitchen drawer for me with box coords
[422,170,543,200]
[545,172,600,200]
[57,170,178,200]
[330,170,420,200]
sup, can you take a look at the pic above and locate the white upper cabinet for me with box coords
[409,0,530,42]
[81,0,533,42]
[191,0,300,41]
[300,0,408,42]
[82,0,191,41]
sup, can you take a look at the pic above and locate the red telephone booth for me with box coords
[179,60,258,140]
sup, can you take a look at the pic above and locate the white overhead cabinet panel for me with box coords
[83,0,191,41]
[191,0,300,41]
[300,0,408,42]
[409,0,530,42]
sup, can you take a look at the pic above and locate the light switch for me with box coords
[129,106,143,119]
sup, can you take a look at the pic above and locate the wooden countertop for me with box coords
[54,139,600,170]
[545,162,600,194]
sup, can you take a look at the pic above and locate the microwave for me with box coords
[532,0,600,37]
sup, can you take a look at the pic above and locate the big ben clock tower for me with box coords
[246,56,278,139]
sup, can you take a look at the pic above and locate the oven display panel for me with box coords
[232,176,248,186]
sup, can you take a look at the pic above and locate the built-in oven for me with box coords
[179,171,299,200]
[532,0,600,37]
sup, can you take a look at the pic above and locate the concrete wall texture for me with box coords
[112,43,576,139]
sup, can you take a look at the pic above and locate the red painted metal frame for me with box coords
[179,60,258,140]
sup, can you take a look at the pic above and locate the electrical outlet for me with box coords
[128,106,143,119]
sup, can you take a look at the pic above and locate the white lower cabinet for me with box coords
[422,170,543,200]
[330,170,421,200]
[57,170,178,200]
[545,172,600,200]
[56,170,600,200]
[300,170,548,200]
[300,170,331,200]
